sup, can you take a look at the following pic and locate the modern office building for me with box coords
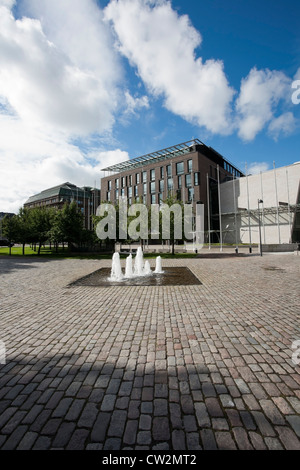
[100,139,244,241]
[219,162,300,247]
[24,182,101,231]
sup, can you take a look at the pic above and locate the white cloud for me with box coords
[246,162,270,175]
[0,0,129,213]
[124,91,149,116]
[268,112,297,139]
[0,114,129,212]
[104,0,235,135]
[0,0,15,7]
[0,1,121,135]
[236,67,292,141]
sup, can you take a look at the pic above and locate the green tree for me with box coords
[58,202,84,249]
[160,192,186,255]
[2,214,18,255]
[30,207,53,255]
[16,207,34,255]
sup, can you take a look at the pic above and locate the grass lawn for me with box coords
[0,245,198,259]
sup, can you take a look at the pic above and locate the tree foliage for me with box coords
[1,203,87,255]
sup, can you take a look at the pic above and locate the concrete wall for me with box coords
[220,162,300,245]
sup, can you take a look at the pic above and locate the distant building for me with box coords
[24,182,100,231]
[219,162,300,247]
[100,139,244,240]
[100,139,300,249]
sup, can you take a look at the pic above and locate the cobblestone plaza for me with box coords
[0,253,299,450]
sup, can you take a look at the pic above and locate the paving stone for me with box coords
[66,429,89,450]
[215,431,237,450]
[259,399,285,425]
[153,417,170,441]
[77,403,98,428]
[16,431,39,450]
[172,430,185,450]
[251,411,276,437]
[205,397,224,417]
[90,412,111,443]
[123,420,138,445]
[1,255,299,450]
[232,427,253,450]
[275,426,300,450]
[52,422,76,448]
[195,402,210,428]
[1,425,28,450]
[200,429,217,450]
[285,416,300,438]
[264,437,284,450]
[107,410,127,437]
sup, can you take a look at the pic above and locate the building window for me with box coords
[150,181,156,193]
[151,194,156,204]
[122,176,126,187]
[143,195,146,204]
[136,173,140,184]
[128,186,132,198]
[188,188,194,202]
[185,174,192,188]
[159,180,164,192]
[160,167,164,179]
[176,162,184,175]
[115,189,119,199]
[142,171,147,183]
[129,175,133,186]
[134,185,138,197]
[158,193,163,205]
[167,165,172,177]
[167,178,173,190]
[108,180,112,190]
[115,179,119,189]
[188,160,193,173]
[121,188,125,197]
[194,172,200,186]
[176,189,182,201]
[178,175,182,189]
[143,183,147,195]
[107,191,111,202]
[150,169,155,181]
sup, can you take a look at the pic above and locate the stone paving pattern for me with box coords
[0,253,299,450]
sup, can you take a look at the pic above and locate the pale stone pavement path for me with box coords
[0,253,299,450]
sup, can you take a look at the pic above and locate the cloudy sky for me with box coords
[0,0,299,213]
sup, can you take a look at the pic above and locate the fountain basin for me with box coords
[70,266,202,287]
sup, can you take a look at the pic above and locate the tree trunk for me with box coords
[22,243,25,255]
[38,241,42,255]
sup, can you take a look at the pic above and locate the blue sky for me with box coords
[0,0,299,212]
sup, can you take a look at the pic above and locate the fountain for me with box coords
[154,256,164,274]
[109,252,124,281]
[71,247,201,287]
[109,247,163,282]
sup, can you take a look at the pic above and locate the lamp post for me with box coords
[258,199,263,256]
